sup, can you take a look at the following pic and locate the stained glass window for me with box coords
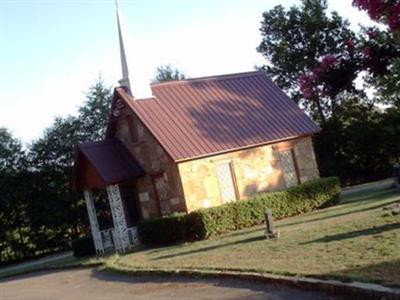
[279,150,299,188]
[216,162,237,203]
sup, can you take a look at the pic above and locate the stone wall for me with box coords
[114,106,186,219]
[177,136,319,212]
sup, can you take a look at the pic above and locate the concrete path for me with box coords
[0,268,342,300]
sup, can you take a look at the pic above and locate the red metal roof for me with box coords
[116,71,320,162]
[72,139,144,190]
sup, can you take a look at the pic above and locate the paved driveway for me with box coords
[0,268,341,300]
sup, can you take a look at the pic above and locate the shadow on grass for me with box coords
[217,226,265,238]
[152,235,266,261]
[340,188,396,204]
[278,197,399,229]
[302,223,400,245]
[277,190,400,228]
[324,259,400,288]
[146,227,266,256]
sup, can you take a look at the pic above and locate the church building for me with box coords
[72,5,320,254]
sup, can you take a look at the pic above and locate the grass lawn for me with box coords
[0,255,105,279]
[115,184,400,287]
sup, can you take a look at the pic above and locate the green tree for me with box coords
[152,65,186,83]
[352,0,400,108]
[28,116,82,240]
[0,128,25,172]
[301,2,400,112]
[0,79,113,264]
[257,0,356,124]
[371,58,400,107]
[0,128,30,261]
[78,79,112,141]
[315,98,398,184]
[27,79,112,240]
[257,0,400,185]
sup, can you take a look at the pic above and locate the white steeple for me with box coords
[115,0,131,93]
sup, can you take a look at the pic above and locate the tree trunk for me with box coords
[314,97,327,126]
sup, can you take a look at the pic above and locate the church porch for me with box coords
[72,139,144,254]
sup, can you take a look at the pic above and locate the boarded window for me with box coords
[153,174,169,215]
[154,175,169,203]
[279,149,299,188]
[125,115,138,143]
[216,162,237,203]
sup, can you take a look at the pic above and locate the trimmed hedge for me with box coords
[71,236,96,257]
[138,177,340,246]
[137,213,188,245]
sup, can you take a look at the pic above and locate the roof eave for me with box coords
[174,132,319,164]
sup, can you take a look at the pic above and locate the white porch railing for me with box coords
[127,226,140,246]
[100,228,115,251]
[85,184,140,255]
[100,226,139,253]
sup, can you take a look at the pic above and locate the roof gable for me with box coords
[114,71,320,162]
[72,139,144,190]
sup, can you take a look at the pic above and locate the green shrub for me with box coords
[71,236,95,257]
[138,177,340,245]
[137,213,188,246]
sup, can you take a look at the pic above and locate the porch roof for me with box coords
[72,138,144,191]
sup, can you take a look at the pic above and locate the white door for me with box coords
[216,162,237,203]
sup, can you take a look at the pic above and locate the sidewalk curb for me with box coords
[104,263,400,300]
[2,261,399,300]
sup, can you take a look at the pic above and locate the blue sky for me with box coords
[0,0,374,142]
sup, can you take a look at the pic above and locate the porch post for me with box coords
[83,190,104,254]
[106,184,130,253]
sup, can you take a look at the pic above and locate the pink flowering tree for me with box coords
[300,1,400,109]
[258,0,400,185]
[353,0,400,105]
[257,0,357,125]
[353,0,400,31]
[298,39,364,124]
